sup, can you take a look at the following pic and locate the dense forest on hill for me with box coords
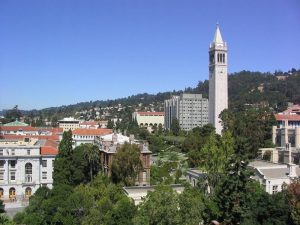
[2,69,300,121]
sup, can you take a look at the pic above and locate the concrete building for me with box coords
[132,112,164,128]
[164,93,209,131]
[58,117,80,131]
[249,160,300,194]
[71,128,112,147]
[123,184,184,205]
[98,133,151,186]
[0,138,58,202]
[208,24,228,135]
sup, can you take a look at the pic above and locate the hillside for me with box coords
[2,69,300,123]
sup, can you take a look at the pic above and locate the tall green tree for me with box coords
[83,144,100,183]
[111,143,143,186]
[170,118,180,136]
[53,130,74,186]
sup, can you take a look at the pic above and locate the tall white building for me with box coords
[208,25,228,134]
[164,93,209,131]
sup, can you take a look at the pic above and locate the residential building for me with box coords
[0,138,58,202]
[164,93,208,131]
[72,128,113,147]
[208,24,228,134]
[98,133,151,186]
[58,117,80,131]
[132,111,164,128]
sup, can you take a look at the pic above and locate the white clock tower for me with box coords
[208,24,228,135]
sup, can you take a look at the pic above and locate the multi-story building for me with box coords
[0,138,58,202]
[71,128,113,147]
[58,117,80,131]
[132,112,164,127]
[164,93,208,131]
[208,24,228,135]
[98,133,151,186]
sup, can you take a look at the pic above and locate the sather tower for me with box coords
[208,24,228,135]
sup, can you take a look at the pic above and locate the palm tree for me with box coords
[83,144,100,182]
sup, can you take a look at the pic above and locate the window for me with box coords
[10,171,15,181]
[10,161,16,168]
[27,150,30,155]
[42,172,47,179]
[25,163,32,182]
[273,185,278,194]
[42,160,47,167]
[11,149,15,155]
[0,161,4,169]
[0,171,4,181]
[0,149,3,156]
[25,187,32,198]
[9,187,16,199]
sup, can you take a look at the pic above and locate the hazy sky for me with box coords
[0,0,299,110]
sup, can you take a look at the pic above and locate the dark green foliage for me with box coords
[53,130,73,186]
[0,199,5,213]
[3,105,22,123]
[220,107,276,159]
[133,186,181,225]
[111,143,143,186]
[170,118,180,136]
[107,119,114,129]
[14,176,136,225]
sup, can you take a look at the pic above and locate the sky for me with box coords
[0,0,299,110]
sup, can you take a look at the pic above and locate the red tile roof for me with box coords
[0,134,59,141]
[275,114,300,121]
[136,112,164,116]
[40,139,58,155]
[0,126,39,131]
[41,146,58,155]
[72,128,113,136]
[80,121,99,126]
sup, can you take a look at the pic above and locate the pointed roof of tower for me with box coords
[213,24,224,44]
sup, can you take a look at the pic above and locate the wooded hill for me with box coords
[5,69,300,120]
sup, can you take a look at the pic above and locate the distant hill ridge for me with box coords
[2,69,300,119]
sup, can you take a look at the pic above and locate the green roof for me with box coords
[3,120,29,126]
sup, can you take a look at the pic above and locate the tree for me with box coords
[133,186,180,225]
[82,144,100,183]
[111,143,143,186]
[170,118,180,136]
[178,186,205,225]
[53,130,74,186]
[215,155,252,224]
[4,105,22,123]
[107,119,114,129]
[287,180,300,225]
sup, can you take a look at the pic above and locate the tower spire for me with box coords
[213,23,224,44]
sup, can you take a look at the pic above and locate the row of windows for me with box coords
[0,149,31,156]
[0,162,48,182]
[0,187,32,199]
[0,160,47,168]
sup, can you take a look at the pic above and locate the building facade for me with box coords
[164,93,208,131]
[208,25,228,134]
[72,128,113,147]
[98,133,151,186]
[0,138,57,202]
[132,112,164,127]
[58,117,80,131]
